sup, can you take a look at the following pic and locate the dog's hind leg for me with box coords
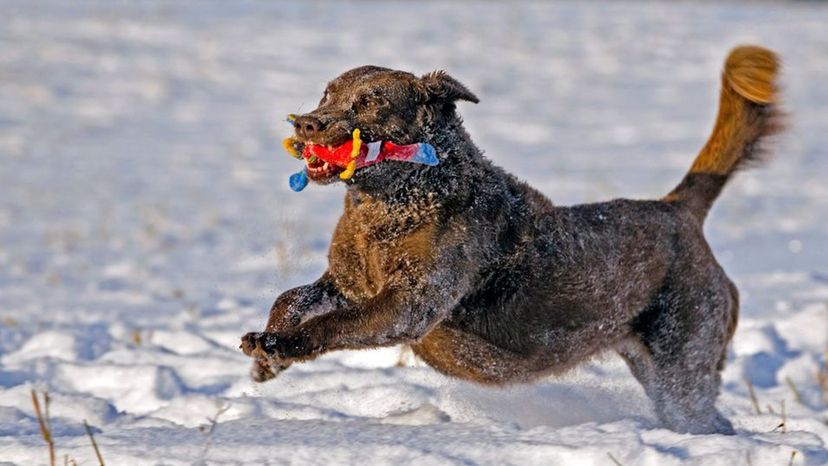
[619,276,737,435]
[616,338,659,404]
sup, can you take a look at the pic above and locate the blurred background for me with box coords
[0,1,826,463]
[1,1,825,329]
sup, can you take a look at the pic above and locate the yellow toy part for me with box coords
[282,137,302,159]
[282,114,303,159]
[339,128,361,180]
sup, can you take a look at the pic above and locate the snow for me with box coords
[1,0,827,464]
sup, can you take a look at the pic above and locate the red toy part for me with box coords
[303,140,365,167]
[302,141,433,168]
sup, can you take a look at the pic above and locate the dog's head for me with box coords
[291,66,478,185]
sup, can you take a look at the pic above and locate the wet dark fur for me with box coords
[241,47,783,434]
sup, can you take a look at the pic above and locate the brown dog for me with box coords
[241,46,782,435]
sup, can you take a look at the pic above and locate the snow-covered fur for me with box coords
[241,46,783,435]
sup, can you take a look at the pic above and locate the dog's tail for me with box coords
[664,45,783,222]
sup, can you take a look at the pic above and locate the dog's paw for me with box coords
[240,331,315,360]
[262,332,315,360]
[250,356,290,383]
[240,331,266,358]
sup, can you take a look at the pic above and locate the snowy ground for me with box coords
[1,1,827,464]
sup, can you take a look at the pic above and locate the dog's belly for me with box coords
[411,325,552,385]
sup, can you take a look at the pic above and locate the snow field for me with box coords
[1,1,827,464]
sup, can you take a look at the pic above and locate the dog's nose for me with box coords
[293,115,325,139]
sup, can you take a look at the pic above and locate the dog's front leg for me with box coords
[263,272,347,332]
[242,273,347,381]
[243,269,466,363]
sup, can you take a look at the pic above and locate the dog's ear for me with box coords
[417,70,479,104]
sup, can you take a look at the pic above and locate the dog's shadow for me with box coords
[292,348,653,429]
[440,356,654,429]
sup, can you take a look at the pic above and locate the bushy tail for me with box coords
[665,45,784,222]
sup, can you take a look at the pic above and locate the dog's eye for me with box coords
[356,94,387,111]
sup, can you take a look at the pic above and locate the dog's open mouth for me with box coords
[285,129,438,191]
[285,137,348,182]
[304,148,345,181]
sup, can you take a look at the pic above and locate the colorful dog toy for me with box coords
[283,116,438,192]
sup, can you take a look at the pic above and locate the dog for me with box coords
[241,46,782,435]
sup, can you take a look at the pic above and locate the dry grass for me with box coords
[130,328,143,346]
[746,379,762,415]
[818,347,828,406]
[607,452,624,466]
[198,403,231,462]
[84,420,105,466]
[31,389,106,466]
[771,400,787,434]
[785,377,802,405]
[31,389,55,466]
[129,328,154,346]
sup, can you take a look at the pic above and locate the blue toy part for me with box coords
[289,169,309,192]
[412,143,439,166]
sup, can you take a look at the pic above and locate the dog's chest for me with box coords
[328,194,440,302]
